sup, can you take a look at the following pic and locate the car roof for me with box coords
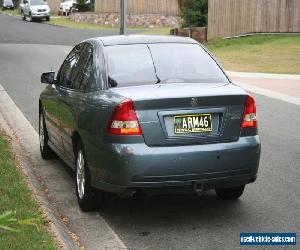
[94,35,198,46]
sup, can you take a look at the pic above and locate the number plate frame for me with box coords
[174,114,213,134]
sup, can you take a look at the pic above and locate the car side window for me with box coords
[57,44,83,89]
[72,43,96,92]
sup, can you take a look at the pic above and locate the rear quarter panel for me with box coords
[76,90,125,179]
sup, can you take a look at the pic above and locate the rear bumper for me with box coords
[89,136,261,194]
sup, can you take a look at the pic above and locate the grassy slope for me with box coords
[207,34,300,74]
[48,17,118,30]
[48,17,171,35]
[0,133,56,250]
[0,9,20,16]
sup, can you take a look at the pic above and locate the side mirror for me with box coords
[108,76,118,88]
[41,72,55,84]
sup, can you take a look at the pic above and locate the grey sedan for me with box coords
[39,35,261,211]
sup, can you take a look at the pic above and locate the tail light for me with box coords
[241,95,257,128]
[107,99,142,135]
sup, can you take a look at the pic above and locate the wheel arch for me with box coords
[39,99,42,114]
[72,131,82,158]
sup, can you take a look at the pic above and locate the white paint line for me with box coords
[227,71,300,80]
[236,82,300,106]
[0,83,127,250]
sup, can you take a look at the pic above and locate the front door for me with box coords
[58,42,96,162]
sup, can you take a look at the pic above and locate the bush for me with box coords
[74,0,94,12]
[181,0,208,28]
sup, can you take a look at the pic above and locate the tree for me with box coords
[181,0,208,28]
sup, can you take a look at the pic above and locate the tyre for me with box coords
[28,13,32,22]
[215,185,245,200]
[75,140,102,212]
[39,112,56,159]
[46,16,50,21]
[21,11,26,20]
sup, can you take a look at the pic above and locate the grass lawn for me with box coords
[0,9,20,16]
[0,132,56,249]
[207,34,300,74]
[48,17,171,35]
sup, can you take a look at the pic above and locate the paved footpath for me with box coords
[228,71,300,106]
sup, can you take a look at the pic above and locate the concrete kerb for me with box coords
[0,83,127,250]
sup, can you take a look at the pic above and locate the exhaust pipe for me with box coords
[130,191,138,199]
[118,189,138,198]
[193,182,205,196]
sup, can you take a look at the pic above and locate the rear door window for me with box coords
[57,44,83,89]
[72,43,97,92]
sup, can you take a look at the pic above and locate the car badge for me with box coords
[191,98,198,107]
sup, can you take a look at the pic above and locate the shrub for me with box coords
[74,0,94,12]
[181,0,208,28]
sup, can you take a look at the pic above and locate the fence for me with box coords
[48,0,60,14]
[208,0,300,40]
[94,0,180,16]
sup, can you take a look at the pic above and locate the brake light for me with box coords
[241,95,257,128]
[107,99,142,135]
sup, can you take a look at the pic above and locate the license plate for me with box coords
[174,114,212,134]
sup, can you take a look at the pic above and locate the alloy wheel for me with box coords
[76,150,85,200]
[39,115,44,151]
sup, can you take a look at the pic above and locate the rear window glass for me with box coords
[104,43,229,88]
[105,44,157,87]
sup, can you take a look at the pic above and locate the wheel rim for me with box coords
[39,115,44,151]
[76,150,85,199]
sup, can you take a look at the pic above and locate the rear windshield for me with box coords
[104,43,229,88]
[30,0,45,5]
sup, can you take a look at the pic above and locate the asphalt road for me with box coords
[0,14,299,250]
[0,13,140,45]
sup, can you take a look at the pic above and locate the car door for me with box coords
[42,47,81,152]
[52,44,83,154]
[42,83,62,152]
[57,43,96,163]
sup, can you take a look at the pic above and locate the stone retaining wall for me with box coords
[171,27,207,43]
[70,12,181,28]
